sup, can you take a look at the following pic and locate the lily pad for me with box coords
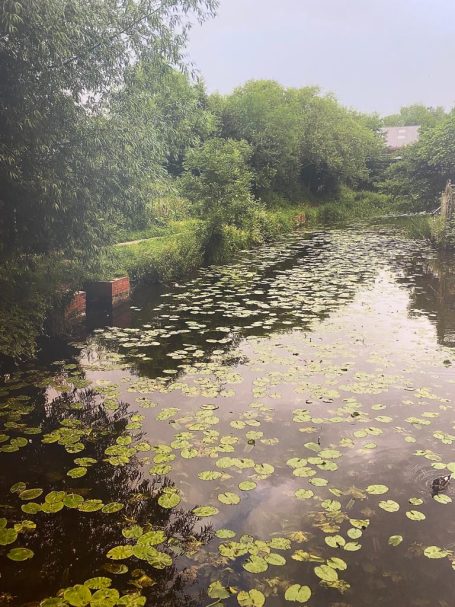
[284,584,311,603]
[237,589,265,607]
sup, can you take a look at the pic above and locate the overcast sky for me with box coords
[187,0,455,115]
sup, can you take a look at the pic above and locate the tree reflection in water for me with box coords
[0,382,214,607]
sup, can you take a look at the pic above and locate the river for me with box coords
[1,220,455,607]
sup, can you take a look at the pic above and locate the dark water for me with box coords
[2,221,455,607]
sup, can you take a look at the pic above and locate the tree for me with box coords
[0,0,218,261]
[180,138,256,239]
[212,80,384,200]
[380,110,455,210]
[383,104,446,129]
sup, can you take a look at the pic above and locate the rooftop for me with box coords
[381,125,420,149]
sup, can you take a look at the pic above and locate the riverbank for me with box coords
[0,190,389,361]
[100,189,390,285]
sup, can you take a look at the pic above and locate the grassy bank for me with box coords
[100,189,390,284]
[0,190,390,362]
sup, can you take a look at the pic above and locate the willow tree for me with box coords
[0,0,218,261]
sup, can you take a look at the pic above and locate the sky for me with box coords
[187,0,455,115]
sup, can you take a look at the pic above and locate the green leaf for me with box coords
[314,564,338,582]
[239,481,257,491]
[67,467,87,478]
[406,510,425,521]
[106,545,133,560]
[294,489,314,500]
[192,506,219,517]
[433,494,452,504]
[90,589,120,607]
[327,556,347,570]
[208,581,230,600]
[215,529,236,539]
[117,594,146,607]
[378,500,400,512]
[102,502,124,514]
[63,585,92,607]
[424,545,449,559]
[243,555,268,573]
[408,497,423,506]
[388,535,403,546]
[84,578,112,590]
[19,488,43,500]
[158,492,181,509]
[366,484,389,495]
[343,542,362,551]
[284,584,311,603]
[265,553,286,566]
[0,527,18,545]
[237,589,266,607]
[198,470,223,480]
[218,491,240,505]
[7,547,34,561]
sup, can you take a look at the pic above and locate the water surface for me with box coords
[1,221,455,607]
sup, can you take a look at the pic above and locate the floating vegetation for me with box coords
[2,224,455,606]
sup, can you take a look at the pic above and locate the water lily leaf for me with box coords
[239,481,257,491]
[192,506,219,517]
[378,500,399,512]
[284,584,311,603]
[106,545,133,560]
[433,494,452,504]
[90,589,120,607]
[45,491,66,503]
[215,528,236,539]
[218,492,240,505]
[117,593,146,606]
[63,494,84,508]
[7,547,34,561]
[409,497,423,506]
[102,502,124,514]
[84,578,112,590]
[198,470,223,480]
[254,463,274,476]
[366,484,389,495]
[343,542,362,551]
[137,530,166,546]
[41,501,64,513]
[0,527,18,545]
[314,564,338,582]
[294,489,314,500]
[237,589,265,607]
[67,467,87,478]
[321,499,341,512]
[122,525,143,539]
[208,581,230,599]
[424,546,449,559]
[325,535,345,548]
[78,500,103,512]
[268,537,291,550]
[327,557,347,570]
[388,535,403,546]
[63,585,92,607]
[21,502,41,514]
[243,555,268,573]
[158,492,181,509]
[347,528,362,540]
[406,510,425,521]
[19,488,43,500]
[265,553,286,566]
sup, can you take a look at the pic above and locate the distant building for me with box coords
[381,125,420,150]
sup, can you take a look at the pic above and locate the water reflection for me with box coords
[2,221,455,607]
